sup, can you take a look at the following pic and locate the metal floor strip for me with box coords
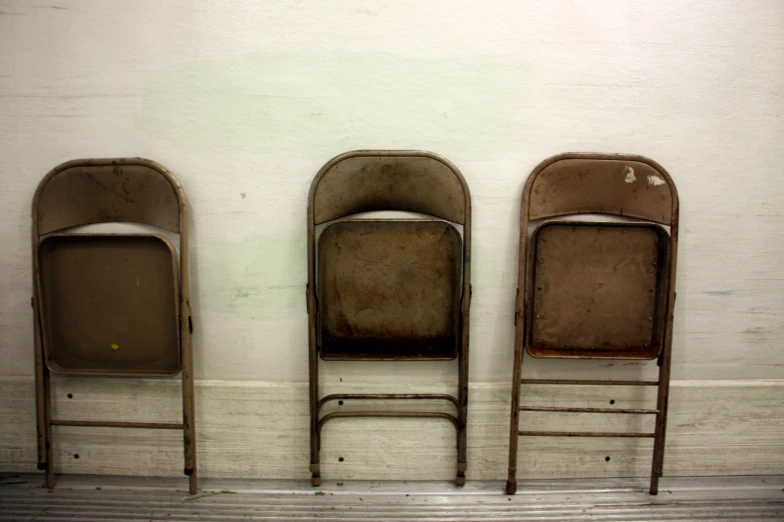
[1,474,782,521]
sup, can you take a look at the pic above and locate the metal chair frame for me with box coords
[32,158,197,493]
[506,153,679,495]
[307,150,472,486]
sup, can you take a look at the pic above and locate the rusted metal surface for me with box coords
[519,406,658,414]
[319,394,460,410]
[527,158,674,225]
[506,153,679,496]
[50,420,184,429]
[319,412,460,432]
[35,161,181,235]
[312,155,467,225]
[528,222,669,359]
[318,220,461,360]
[307,150,471,487]
[518,431,656,438]
[31,158,198,494]
[521,379,659,386]
[38,234,180,376]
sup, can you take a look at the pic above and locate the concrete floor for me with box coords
[1,473,783,521]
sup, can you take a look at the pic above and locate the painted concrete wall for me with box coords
[1,0,783,480]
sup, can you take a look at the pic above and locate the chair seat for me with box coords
[528,221,668,359]
[39,234,180,376]
[317,220,462,360]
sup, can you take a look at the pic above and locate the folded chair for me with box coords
[307,150,471,486]
[506,153,678,495]
[32,158,197,493]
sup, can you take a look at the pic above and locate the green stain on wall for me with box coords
[145,51,528,318]
[136,52,529,158]
[193,234,306,319]
[193,232,501,319]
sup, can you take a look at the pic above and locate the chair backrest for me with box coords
[33,158,183,236]
[519,153,679,360]
[309,151,469,225]
[524,154,677,225]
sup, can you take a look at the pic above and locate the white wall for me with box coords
[1,0,783,481]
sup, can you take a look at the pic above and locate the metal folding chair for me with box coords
[32,158,197,493]
[307,150,472,486]
[506,153,678,495]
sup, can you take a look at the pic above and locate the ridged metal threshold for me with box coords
[1,473,782,521]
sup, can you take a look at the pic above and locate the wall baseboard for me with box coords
[1,377,781,481]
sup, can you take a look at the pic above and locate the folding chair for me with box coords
[506,153,678,495]
[307,150,472,486]
[31,158,197,493]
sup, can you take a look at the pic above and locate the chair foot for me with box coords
[649,475,659,495]
[455,474,466,487]
[311,474,321,487]
[505,478,517,495]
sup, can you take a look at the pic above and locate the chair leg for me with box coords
[456,419,466,486]
[650,349,672,495]
[43,367,54,489]
[181,340,198,494]
[310,403,321,486]
[506,324,525,495]
[310,418,320,486]
[650,403,665,495]
[33,306,50,480]
[456,461,466,487]
[456,331,469,487]
[309,357,321,487]
[311,463,321,487]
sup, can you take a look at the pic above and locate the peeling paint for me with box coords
[647,175,665,186]
[624,167,636,183]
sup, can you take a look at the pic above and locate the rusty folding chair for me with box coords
[505,153,678,495]
[32,158,197,493]
[307,150,471,486]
